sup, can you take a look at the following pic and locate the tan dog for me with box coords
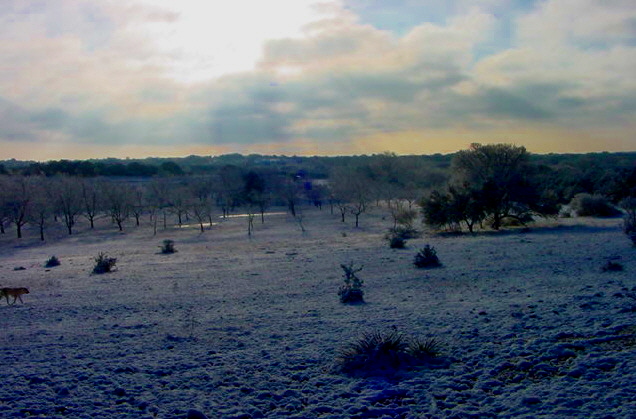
[0,287,30,305]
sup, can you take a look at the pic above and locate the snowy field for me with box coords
[1,207,635,418]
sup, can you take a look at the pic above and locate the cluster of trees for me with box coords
[421,144,560,232]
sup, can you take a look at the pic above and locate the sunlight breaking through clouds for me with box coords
[0,0,635,160]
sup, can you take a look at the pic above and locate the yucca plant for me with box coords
[407,337,440,360]
[338,330,442,375]
[338,262,364,303]
[339,330,408,373]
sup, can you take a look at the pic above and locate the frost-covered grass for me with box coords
[0,209,634,418]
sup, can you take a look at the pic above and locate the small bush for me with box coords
[45,256,61,268]
[338,262,364,304]
[338,330,441,375]
[388,235,406,249]
[160,239,177,254]
[569,193,621,217]
[602,260,624,272]
[393,226,421,239]
[414,245,441,268]
[93,252,117,274]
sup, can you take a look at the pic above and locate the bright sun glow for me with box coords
[136,0,334,83]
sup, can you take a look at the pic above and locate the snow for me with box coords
[1,208,635,418]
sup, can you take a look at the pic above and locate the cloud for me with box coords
[1,0,635,160]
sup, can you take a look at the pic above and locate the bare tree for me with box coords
[167,185,190,227]
[0,176,10,234]
[217,165,244,218]
[331,168,371,228]
[130,185,146,227]
[29,177,52,241]
[5,176,32,238]
[280,176,302,217]
[148,179,171,230]
[81,179,103,229]
[52,176,83,235]
[102,182,134,231]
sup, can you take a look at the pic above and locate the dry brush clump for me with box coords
[337,329,441,375]
[92,252,117,274]
[601,260,624,272]
[45,255,61,268]
[159,239,177,254]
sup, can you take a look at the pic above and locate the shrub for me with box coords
[338,330,441,375]
[414,245,441,268]
[569,193,621,217]
[388,235,406,249]
[621,197,636,246]
[93,252,117,274]
[160,239,177,254]
[394,226,421,239]
[338,262,364,304]
[45,256,61,268]
[602,260,624,272]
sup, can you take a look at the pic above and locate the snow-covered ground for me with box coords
[1,208,634,418]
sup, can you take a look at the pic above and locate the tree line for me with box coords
[0,155,447,240]
[1,145,634,240]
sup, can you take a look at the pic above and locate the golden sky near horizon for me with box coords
[1,0,635,161]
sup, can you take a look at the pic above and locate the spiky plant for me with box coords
[338,262,364,303]
[414,245,441,268]
[407,337,440,360]
[339,330,408,372]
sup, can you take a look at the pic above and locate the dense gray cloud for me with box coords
[1,0,635,159]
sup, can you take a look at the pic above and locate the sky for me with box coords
[1,0,635,161]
